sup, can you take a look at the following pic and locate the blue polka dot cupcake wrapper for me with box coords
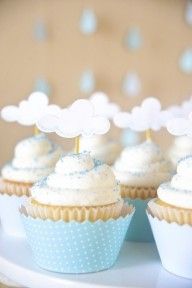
[125,198,154,242]
[21,211,134,274]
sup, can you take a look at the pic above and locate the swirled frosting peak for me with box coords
[1,134,63,183]
[55,152,94,175]
[158,156,192,209]
[170,156,192,191]
[31,152,121,206]
[113,140,172,187]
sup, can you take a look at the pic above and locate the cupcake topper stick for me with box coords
[36,99,111,153]
[34,125,40,135]
[75,136,80,153]
[145,129,152,141]
[0,92,61,133]
[113,97,171,138]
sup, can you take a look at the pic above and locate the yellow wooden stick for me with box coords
[34,125,40,135]
[74,136,80,153]
[145,129,152,141]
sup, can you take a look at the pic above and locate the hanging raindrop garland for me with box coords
[31,4,192,98]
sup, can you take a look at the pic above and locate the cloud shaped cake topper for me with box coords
[37,99,110,138]
[167,97,192,118]
[1,92,60,126]
[113,97,171,132]
[167,114,192,138]
[89,91,120,120]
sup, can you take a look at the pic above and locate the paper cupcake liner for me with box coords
[120,185,156,200]
[0,193,27,238]
[148,198,192,225]
[21,204,134,274]
[147,210,192,279]
[125,197,154,242]
[21,199,128,222]
[0,178,32,197]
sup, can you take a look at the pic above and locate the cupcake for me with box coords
[0,133,62,237]
[80,135,121,165]
[147,156,192,279]
[113,139,172,242]
[20,152,134,273]
[168,136,192,168]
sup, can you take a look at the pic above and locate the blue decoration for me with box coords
[185,0,192,26]
[121,129,140,147]
[179,49,192,74]
[125,27,142,51]
[34,78,51,96]
[80,70,95,94]
[79,9,97,35]
[125,198,154,242]
[21,212,134,273]
[122,72,141,97]
[34,21,47,41]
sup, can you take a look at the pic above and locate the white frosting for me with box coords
[113,140,172,187]
[80,135,121,165]
[31,152,121,206]
[158,156,192,209]
[1,134,63,183]
[169,136,192,167]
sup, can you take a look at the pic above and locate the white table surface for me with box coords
[0,232,192,288]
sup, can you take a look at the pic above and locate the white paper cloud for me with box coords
[114,97,171,132]
[1,92,60,126]
[89,92,120,119]
[167,97,192,118]
[167,114,192,138]
[37,99,110,138]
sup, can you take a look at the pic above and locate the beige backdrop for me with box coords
[0,0,191,166]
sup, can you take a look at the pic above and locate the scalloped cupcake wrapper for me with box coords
[0,177,32,197]
[125,197,154,242]
[21,199,130,222]
[120,185,157,200]
[148,198,192,225]
[21,205,135,273]
[147,211,192,279]
[0,193,28,237]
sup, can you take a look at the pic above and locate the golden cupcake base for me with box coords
[148,198,192,225]
[0,178,32,197]
[20,198,134,222]
[120,185,156,200]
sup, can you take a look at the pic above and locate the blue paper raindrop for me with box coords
[34,78,51,96]
[124,28,142,51]
[79,9,97,35]
[34,21,47,41]
[179,49,192,74]
[80,70,95,94]
[122,73,141,97]
[121,129,140,147]
[185,0,192,26]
